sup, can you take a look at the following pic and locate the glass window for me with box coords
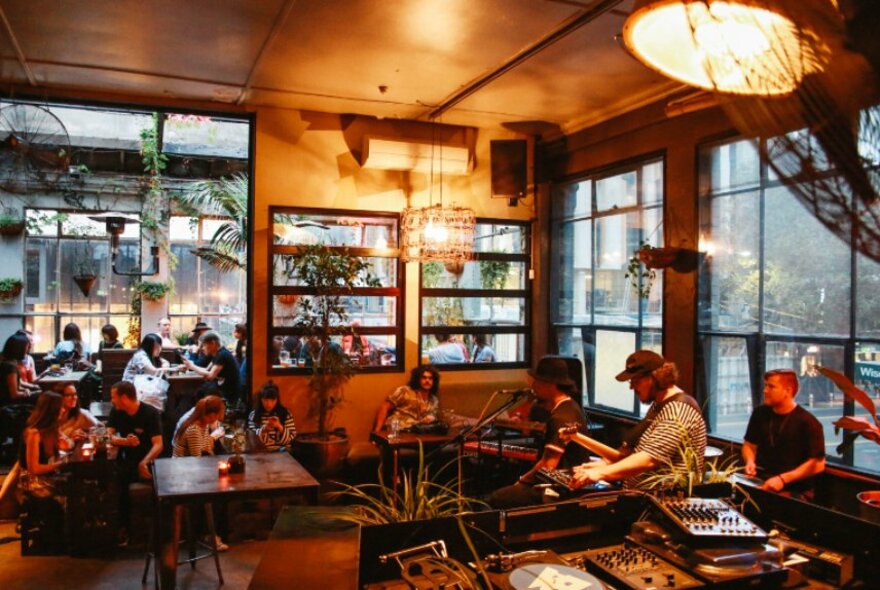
[268,208,402,373]
[419,220,530,368]
[699,136,879,475]
[551,157,664,413]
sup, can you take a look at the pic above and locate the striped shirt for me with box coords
[248,410,296,452]
[173,423,214,457]
[627,397,707,490]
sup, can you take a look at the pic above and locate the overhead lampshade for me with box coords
[623,0,831,96]
[400,203,476,263]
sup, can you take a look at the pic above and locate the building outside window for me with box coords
[550,156,664,415]
[419,220,530,368]
[698,137,880,475]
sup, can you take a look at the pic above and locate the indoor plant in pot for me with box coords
[0,277,23,302]
[72,241,99,297]
[0,207,25,237]
[287,243,378,477]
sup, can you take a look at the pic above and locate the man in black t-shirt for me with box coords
[488,356,589,508]
[182,330,240,406]
[743,369,825,500]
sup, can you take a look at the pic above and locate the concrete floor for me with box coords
[0,519,268,590]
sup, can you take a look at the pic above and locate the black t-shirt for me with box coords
[108,401,162,466]
[210,347,240,401]
[0,360,18,406]
[542,398,590,469]
[744,404,825,492]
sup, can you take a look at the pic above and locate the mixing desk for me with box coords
[565,543,703,589]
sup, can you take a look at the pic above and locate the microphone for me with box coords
[497,388,535,400]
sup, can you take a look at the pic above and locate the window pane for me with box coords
[596,170,636,211]
[421,297,525,327]
[421,260,525,290]
[169,243,199,314]
[701,139,760,195]
[270,334,399,369]
[699,190,760,331]
[552,219,591,324]
[163,114,250,158]
[642,160,663,205]
[41,104,152,149]
[26,209,59,237]
[273,295,396,327]
[856,253,880,338]
[853,345,880,472]
[594,212,644,323]
[473,223,527,254]
[593,330,636,412]
[274,255,397,288]
[25,316,55,354]
[421,333,525,364]
[61,214,106,237]
[763,186,851,336]
[58,239,110,312]
[24,237,58,311]
[552,180,591,220]
[272,212,398,248]
[703,335,753,439]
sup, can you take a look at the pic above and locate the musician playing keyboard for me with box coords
[488,356,589,509]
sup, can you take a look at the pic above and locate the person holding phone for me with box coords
[247,382,296,452]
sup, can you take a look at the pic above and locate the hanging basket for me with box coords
[444,261,466,276]
[73,274,98,297]
[0,221,25,236]
[0,282,23,302]
[638,246,681,269]
[278,294,299,305]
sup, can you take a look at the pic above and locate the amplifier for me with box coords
[781,535,854,587]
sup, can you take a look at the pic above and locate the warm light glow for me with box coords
[400,204,475,263]
[699,235,716,256]
[375,235,388,249]
[623,0,829,96]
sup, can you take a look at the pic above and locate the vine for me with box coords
[125,278,142,348]
[139,113,177,270]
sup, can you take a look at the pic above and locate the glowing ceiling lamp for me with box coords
[623,0,831,96]
[399,123,475,263]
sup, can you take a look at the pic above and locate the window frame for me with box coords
[267,205,405,375]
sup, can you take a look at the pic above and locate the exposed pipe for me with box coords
[0,5,37,86]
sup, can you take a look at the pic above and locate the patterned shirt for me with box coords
[385,386,439,430]
[248,410,297,452]
[173,423,214,457]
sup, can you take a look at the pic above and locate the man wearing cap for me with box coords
[184,321,212,367]
[488,356,590,508]
[182,330,241,406]
[571,350,706,490]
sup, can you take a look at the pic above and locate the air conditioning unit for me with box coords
[361,137,471,175]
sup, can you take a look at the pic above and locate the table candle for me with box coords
[81,443,94,459]
[218,460,229,476]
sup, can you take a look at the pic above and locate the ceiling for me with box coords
[0,0,684,136]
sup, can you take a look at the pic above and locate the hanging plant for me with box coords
[72,241,98,297]
[0,278,24,302]
[626,241,658,299]
[0,209,25,236]
[134,279,174,302]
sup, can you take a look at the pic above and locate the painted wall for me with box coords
[251,107,533,443]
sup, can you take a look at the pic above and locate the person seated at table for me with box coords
[98,323,123,352]
[157,317,176,348]
[175,395,226,453]
[122,333,167,383]
[107,380,163,546]
[373,364,441,433]
[248,382,296,452]
[184,322,213,367]
[1,332,38,404]
[488,356,590,509]
[342,320,370,357]
[57,383,98,442]
[13,329,42,394]
[52,322,92,368]
[182,331,240,407]
[173,396,225,457]
[233,323,248,400]
[18,391,68,550]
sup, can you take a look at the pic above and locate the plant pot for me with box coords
[444,261,465,276]
[278,294,299,305]
[73,274,98,297]
[0,283,23,302]
[638,247,681,269]
[857,490,880,524]
[291,431,350,478]
[0,221,25,236]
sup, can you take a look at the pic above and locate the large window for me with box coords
[268,208,403,373]
[698,137,880,475]
[550,157,664,415]
[418,220,530,368]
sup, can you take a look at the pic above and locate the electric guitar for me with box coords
[558,425,630,463]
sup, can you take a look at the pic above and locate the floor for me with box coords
[0,519,267,590]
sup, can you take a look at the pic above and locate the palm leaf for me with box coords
[817,366,878,426]
[833,416,880,443]
[191,246,244,272]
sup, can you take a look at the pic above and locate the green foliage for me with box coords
[479,259,511,290]
[0,211,23,228]
[0,278,23,302]
[328,445,487,524]
[125,279,142,348]
[625,240,656,299]
[139,113,173,266]
[134,279,174,302]
[174,332,190,346]
[288,244,379,436]
[422,261,443,288]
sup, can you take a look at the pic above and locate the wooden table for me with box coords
[152,452,320,589]
[369,430,455,489]
[37,370,88,388]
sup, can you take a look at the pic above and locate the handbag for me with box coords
[133,374,169,411]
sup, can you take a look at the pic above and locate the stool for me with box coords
[142,502,224,587]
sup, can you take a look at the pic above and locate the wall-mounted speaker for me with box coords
[490,139,527,203]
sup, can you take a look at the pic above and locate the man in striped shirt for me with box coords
[571,350,706,490]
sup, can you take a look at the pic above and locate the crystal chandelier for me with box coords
[399,123,475,263]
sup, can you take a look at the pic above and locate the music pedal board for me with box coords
[566,543,703,590]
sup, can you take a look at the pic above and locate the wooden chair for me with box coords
[100,349,137,398]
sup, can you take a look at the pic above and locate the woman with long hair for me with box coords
[14,329,41,393]
[1,333,36,405]
[122,333,166,383]
[57,384,98,441]
[21,392,65,476]
[172,395,225,457]
[373,364,441,433]
[53,322,90,364]
[98,324,122,352]
[247,382,296,452]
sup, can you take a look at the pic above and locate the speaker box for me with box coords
[490,139,527,199]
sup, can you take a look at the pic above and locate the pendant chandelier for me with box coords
[622,0,835,96]
[399,122,475,263]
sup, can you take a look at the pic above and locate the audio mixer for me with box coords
[648,496,767,541]
[565,543,703,589]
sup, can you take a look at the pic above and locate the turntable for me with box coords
[478,550,607,590]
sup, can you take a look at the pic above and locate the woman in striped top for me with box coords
[247,382,296,452]
[173,396,225,457]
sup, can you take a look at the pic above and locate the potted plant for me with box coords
[816,366,880,523]
[626,241,659,299]
[0,207,26,236]
[287,243,378,477]
[134,279,174,302]
[72,242,98,297]
[0,277,23,302]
